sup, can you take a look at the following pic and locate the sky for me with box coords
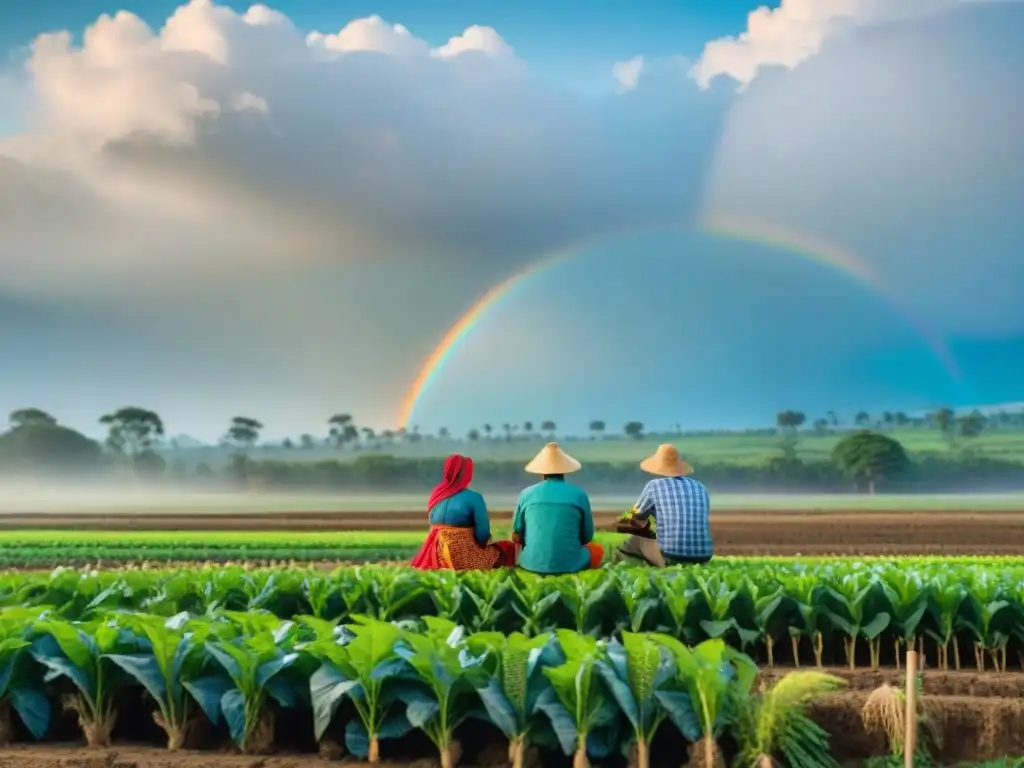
[0,0,1022,441]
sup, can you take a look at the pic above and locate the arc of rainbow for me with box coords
[397,216,962,428]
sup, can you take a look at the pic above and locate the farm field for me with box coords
[3,489,1024,515]
[1,562,1024,766]
[172,426,1024,465]
[2,507,1024,565]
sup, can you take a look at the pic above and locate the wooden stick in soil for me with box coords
[904,650,918,768]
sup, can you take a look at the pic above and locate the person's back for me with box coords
[428,488,490,545]
[641,475,712,562]
[514,477,594,574]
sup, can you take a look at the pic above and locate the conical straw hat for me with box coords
[525,442,581,475]
[639,444,693,477]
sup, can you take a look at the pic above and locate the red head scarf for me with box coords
[427,454,474,512]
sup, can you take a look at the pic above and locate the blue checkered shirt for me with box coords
[634,476,712,558]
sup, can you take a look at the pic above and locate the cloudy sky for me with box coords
[1,0,1022,441]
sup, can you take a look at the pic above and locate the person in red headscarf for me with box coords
[411,454,517,570]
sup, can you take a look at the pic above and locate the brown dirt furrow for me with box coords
[3,509,1024,556]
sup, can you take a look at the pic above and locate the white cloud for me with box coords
[612,55,644,91]
[690,0,966,89]
[306,15,430,56]
[0,0,708,302]
[433,25,514,59]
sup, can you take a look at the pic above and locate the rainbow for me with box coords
[396,217,962,427]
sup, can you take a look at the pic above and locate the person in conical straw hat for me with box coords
[512,442,605,573]
[616,443,713,567]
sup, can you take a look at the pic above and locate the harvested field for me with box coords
[2,509,1023,555]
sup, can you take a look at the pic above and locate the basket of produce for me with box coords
[615,508,657,539]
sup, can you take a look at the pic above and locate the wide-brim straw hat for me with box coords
[525,442,582,475]
[640,444,693,477]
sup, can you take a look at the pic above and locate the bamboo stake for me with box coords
[904,650,918,768]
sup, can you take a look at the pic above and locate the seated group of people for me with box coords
[410,441,713,574]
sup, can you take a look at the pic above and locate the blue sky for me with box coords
[1,0,1022,441]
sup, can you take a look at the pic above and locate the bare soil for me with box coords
[3,509,1024,556]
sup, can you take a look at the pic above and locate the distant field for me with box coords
[4,490,1024,514]
[168,427,1024,466]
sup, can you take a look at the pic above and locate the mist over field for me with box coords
[1,478,1023,515]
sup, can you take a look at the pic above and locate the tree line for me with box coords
[2,407,1023,494]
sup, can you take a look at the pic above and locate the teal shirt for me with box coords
[512,478,594,574]
[428,488,491,545]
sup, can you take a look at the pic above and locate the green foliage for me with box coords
[831,431,912,493]
[0,603,851,766]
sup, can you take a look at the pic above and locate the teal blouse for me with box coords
[512,477,594,574]
[428,488,491,545]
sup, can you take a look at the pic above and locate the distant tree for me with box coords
[408,426,422,443]
[589,420,606,439]
[9,408,57,429]
[854,412,871,427]
[826,410,839,427]
[0,422,101,473]
[895,412,910,427]
[224,416,263,455]
[468,428,480,441]
[813,418,829,434]
[775,410,806,433]
[831,430,911,495]
[282,438,294,449]
[437,427,450,441]
[540,421,556,436]
[300,434,315,450]
[933,407,956,446]
[881,412,895,430]
[99,407,164,456]
[502,423,512,441]
[362,427,377,443]
[959,410,986,440]
[522,421,533,437]
[328,414,358,449]
[623,421,645,440]
[483,424,493,439]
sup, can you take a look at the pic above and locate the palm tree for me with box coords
[523,421,533,438]
[483,423,493,439]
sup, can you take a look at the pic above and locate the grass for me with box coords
[5,491,1024,514]
[171,427,1024,466]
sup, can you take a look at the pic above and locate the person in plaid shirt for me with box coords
[616,443,713,566]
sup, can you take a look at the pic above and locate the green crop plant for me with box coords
[303,616,413,761]
[29,617,141,746]
[0,609,50,745]
[105,612,214,749]
[651,635,756,768]
[394,617,484,768]
[732,670,846,768]
[821,571,891,669]
[537,630,620,768]
[196,617,309,753]
[464,631,558,768]
[595,632,673,768]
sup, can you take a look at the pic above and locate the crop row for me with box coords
[0,530,608,567]
[3,560,1024,672]
[0,607,853,768]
